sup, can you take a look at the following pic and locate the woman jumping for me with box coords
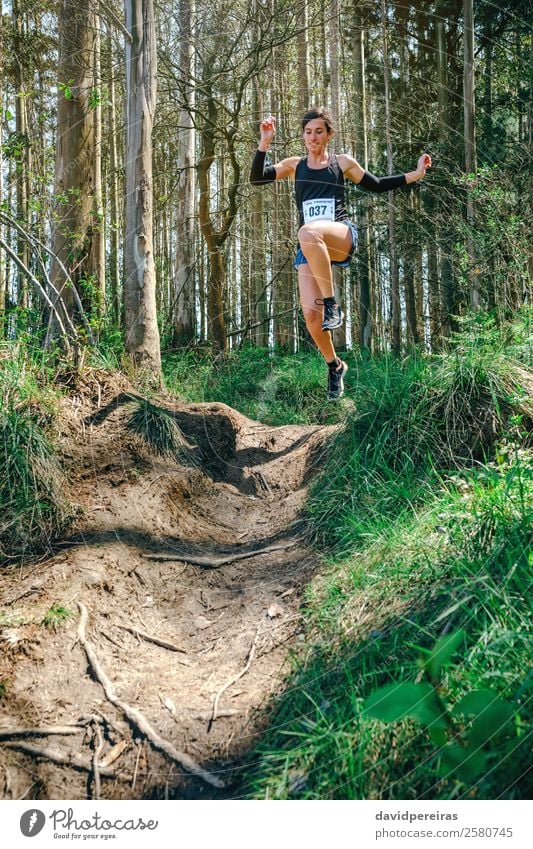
[250,105,431,400]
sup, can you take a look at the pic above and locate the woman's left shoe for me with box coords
[327,359,348,400]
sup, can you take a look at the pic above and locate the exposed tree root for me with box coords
[146,541,298,568]
[0,726,83,740]
[208,625,261,732]
[2,742,121,778]
[77,602,225,789]
[117,625,189,659]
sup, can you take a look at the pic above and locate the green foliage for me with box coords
[58,79,75,100]
[234,319,531,799]
[364,680,448,729]
[41,603,72,630]
[0,343,75,560]
[364,631,518,785]
[1,130,30,163]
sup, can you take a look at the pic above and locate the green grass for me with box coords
[163,346,351,425]
[41,603,73,630]
[236,453,532,799]
[223,313,532,799]
[0,342,75,561]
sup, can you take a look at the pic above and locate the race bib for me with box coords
[302,197,335,224]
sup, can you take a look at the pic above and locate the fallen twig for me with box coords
[256,471,272,493]
[194,709,240,720]
[99,740,128,768]
[2,742,121,778]
[91,722,105,800]
[146,541,299,568]
[208,625,261,732]
[140,474,165,495]
[0,726,83,740]
[117,625,189,660]
[77,602,224,788]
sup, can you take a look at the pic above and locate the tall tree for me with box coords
[173,0,196,344]
[123,0,161,377]
[12,0,30,308]
[381,0,400,354]
[92,7,105,313]
[352,8,372,351]
[50,0,97,324]
[0,0,5,332]
[463,0,479,308]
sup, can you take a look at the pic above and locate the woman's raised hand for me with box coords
[417,152,432,177]
[259,115,276,150]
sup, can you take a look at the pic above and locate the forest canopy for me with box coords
[0,0,530,372]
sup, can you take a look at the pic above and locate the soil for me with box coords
[0,375,336,800]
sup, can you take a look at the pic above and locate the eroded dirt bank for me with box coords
[0,381,336,799]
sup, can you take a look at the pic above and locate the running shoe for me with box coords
[316,299,344,331]
[327,358,348,401]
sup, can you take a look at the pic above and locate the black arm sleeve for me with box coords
[359,170,407,193]
[250,149,277,185]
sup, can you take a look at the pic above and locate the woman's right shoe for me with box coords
[322,301,344,331]
[315,298,344,331]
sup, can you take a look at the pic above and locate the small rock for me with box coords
[83,571,103,587]
[193,615,212,630]
[267,603,284,619]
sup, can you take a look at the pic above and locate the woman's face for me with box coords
[303,118,332,153]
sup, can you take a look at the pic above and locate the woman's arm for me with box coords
[250,115,299,184]
[339,153,431,192]
[250,150,299,184]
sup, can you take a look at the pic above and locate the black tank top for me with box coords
[294,153,348,228]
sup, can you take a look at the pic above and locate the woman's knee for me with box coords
[298,224,324,252]
[302,304,323,332]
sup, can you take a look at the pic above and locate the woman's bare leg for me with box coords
[298,264,337,361]
[297,220,353,299]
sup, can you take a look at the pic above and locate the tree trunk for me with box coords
[174,0,196,344]
[123,0,162,379]
[296,2,310,112]
[353,16,371,351]
[251,18,267,347]
[381,0,400,354]
[50,0,97,324]
[93,9,105,314]
[272,67,295,350]
[107,27,121,326]
[13,0,30,309]
[463,0,479,309]
[428,234,440,351]
[197,113,227,352]
[0,0,5,334]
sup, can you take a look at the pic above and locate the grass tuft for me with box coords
[41,603,72,630]
[0,344,75,561]
[126,397,194,461]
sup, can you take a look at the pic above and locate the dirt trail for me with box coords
[0,381,335,799]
